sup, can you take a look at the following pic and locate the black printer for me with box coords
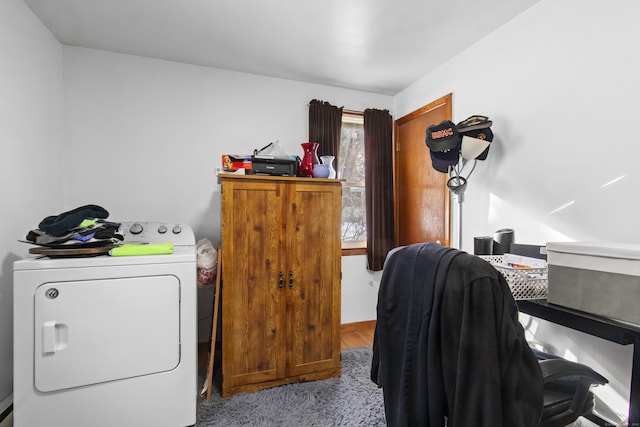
[251,155,299,176]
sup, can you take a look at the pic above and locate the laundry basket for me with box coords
[479,255,548,300]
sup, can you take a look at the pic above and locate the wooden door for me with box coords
[394,93,452,246]
[220,178,287,395]
[287,181,342,376]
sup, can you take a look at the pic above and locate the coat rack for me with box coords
[447,159,475,249]
[425,116,493,249]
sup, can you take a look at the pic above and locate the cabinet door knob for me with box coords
[279,271,284,289]
[289,271,294,289]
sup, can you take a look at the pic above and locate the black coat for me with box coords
[372,243,543,427]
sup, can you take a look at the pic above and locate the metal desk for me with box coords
[518,299,640,426]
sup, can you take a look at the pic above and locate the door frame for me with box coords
[393,93,452,247]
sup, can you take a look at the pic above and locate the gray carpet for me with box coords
[196,346,385,426]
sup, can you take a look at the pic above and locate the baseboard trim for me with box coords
[340,320,376,332]
[0,403,12,423]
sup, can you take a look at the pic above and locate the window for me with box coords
[338,112,366,250]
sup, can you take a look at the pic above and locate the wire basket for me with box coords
[479,255,548,300]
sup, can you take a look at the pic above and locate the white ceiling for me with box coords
[23,0,539,95]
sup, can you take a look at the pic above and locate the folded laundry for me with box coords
[38,204,109,237]
[25,220,122,247]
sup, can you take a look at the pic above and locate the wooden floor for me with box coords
[340,320,375,350]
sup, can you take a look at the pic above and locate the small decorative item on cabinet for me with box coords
[312,163,330,178]
[320,155,336,179]
[299,142,319,177]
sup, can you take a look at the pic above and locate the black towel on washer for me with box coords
[38,204,109,237]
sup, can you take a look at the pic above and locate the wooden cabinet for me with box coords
[219,174,342,397]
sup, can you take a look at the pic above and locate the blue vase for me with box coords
[312,164,330,178]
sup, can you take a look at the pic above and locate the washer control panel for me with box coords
[119,221,195,246]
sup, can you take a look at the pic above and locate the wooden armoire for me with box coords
[219,174,342,397]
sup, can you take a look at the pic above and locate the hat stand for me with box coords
[427,115,492,249]
[448,158,476,249]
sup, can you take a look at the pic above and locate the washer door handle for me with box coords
[41,321,68,354]
[42,321,57,354]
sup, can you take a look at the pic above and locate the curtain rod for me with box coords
[307,102,363,115]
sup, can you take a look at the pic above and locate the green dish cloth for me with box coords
[109,243,174,256]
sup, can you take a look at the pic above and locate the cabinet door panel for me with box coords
[222,180,286,388]
[287,183,341,375]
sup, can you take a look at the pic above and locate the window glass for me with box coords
[339,113,366,243]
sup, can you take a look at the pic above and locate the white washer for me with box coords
[13,221,197,427]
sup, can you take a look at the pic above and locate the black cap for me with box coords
[456,115,492,133]
[426,120,460,152]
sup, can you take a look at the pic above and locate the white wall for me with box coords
[62,47,392,338]
[0,0,64,413]
[394,0,640,422]
[396,0,640,248]
[62,47,391,234]
[341,256,383,324]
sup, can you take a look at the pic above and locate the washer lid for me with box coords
[14,245,195,271]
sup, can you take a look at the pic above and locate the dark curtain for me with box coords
[364,108,395,271]
[309,99,343,162]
